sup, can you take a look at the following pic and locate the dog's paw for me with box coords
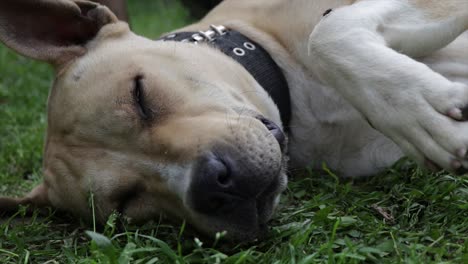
[375,81,468,174]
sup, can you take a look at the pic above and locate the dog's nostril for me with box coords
[208,157,231,187]
[217,168,230,186]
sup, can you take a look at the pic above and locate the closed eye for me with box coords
[133,75,151,120]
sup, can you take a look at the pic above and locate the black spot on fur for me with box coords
[323,8,333,17]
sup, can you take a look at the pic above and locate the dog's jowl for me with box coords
[0,0,467,241]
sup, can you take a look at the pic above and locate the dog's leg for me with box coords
[307,0,468,171]
[0,184,50,215]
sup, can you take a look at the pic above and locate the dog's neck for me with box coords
[158,25,291,130]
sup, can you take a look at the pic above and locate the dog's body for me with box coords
[192,0,468,177]
[0,0,467,241]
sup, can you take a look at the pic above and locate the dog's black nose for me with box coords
[189,152,271,216]
[259,117,286,150]
[189,153,248,215]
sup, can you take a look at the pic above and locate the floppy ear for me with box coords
[0,0,118,66]
[0,184,51,215]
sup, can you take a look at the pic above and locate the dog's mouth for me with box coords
[188,170,287,242]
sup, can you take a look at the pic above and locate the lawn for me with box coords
[0,0,467,263]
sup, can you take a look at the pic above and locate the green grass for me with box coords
[1,0,467,263]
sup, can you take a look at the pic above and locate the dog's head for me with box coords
[0,0,288,241]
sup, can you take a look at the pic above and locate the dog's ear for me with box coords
[0,184,51,215]
[0,0,119,67]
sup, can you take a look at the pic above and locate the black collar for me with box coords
[159,25,291,130]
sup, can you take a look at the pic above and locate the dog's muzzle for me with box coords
[187,117,286,236]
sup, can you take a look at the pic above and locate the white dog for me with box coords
[0,0,467,241]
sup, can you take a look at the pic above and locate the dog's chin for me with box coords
[189,171,287,242]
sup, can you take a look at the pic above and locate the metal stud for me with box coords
[191,34,204,42]
[233,47,246,56]
[243,42,256,50]
[199,30,214,41]
[210,25,227,35]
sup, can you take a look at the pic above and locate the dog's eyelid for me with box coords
[132,75,151,121]
[133,75,144,102]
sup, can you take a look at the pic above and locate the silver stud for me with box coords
[192,34,204,42]
[199,30,214,41]
[243,42,256,50]
[210,25,227,35]
[233,48,246,56]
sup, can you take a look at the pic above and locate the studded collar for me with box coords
[159,25,291,130]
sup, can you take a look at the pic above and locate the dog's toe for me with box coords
[448,106,468,121]
[455,148,467,159]
[447,108,464,121]
[461,106,468,121]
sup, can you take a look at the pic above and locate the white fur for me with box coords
[302,0,468,172]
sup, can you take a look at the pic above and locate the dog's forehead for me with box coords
[49,35,264,122]
[49,40,193,126]
[78,32,265,88]
[58,34,249,103]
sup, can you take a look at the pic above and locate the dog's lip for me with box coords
[256,173,286,220]
[256,115,286,151]
[191,178,279,221]
[188,172,284,239]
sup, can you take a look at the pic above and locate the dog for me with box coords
[0,0,467,241]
